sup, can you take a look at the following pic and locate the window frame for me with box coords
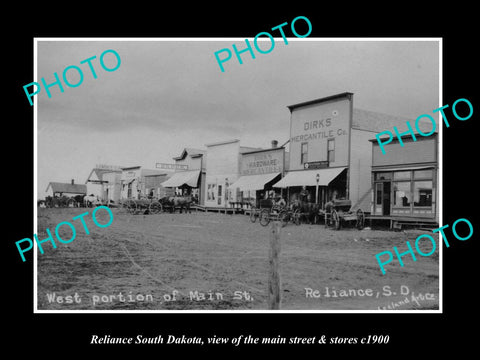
[300,142,308,164]
[327,138,335,163]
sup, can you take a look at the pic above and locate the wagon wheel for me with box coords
[127,200,137,214]
[293,209,301,226]
[278,210,289,227]
[332,209,341,230]
[67,198,76,208]
[259,209,270,227]
[249,207,258,223]
[356,209,365,230]
[149,202,163,214]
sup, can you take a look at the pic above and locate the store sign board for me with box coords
[304,161,329,170]
[241,148,284,176]
[156,163,189,171]
[289,97,351,170]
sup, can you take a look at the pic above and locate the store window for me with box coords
[207,183,216,201]
[393,171,411,180]
[413,181,433,206]
[375,172,392,181]
[327,139,335,163]
[414,169,433,179]
[301,142,308,164]
[393,182,411,207]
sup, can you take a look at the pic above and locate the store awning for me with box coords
[272,167,346,188]
[230,172,281,191]
[161,170,200,188]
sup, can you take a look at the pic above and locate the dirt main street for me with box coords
[35,207,440,311]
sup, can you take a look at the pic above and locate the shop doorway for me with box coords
[375,181,391,216]
[382,182,391,215]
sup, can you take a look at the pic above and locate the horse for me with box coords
[159,195,192,213]
[84,194,100,207]
[172,195,192,214]
[45,195,70,207]
[159,196,175,213]
[74,195,85,207]
[292,200,322,224]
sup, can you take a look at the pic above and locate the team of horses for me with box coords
[39,194,194,214]
[291,200,323,224]
[40,194,87,208]
[158,195,193,213]
[39,194,111,208]
[39,194,322,221]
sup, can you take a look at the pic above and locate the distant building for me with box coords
[120,166,172,200]
[45,180,87,197]
[85,165,123,203]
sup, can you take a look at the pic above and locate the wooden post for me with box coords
[268,221,282,310]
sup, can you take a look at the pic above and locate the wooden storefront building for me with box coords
[230,141,287,208]
[159,148,206,205]
[203,139,261,210]
[369,133,439,228]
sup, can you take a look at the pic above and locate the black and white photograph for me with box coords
[7,7,479,355]
[33,39,441,312]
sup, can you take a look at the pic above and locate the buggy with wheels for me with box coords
[258,199,286,227]
[324,199,365,230]
[249,198,273,224]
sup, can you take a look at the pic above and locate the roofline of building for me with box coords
[143,172,170,177]
[205,139,240,147]
[172,148,206,161]
[287,92,354,112]
[240,146,285,155]
[45,182,87,193]
[369,132,438,143]
[92,168,122,173]
[84,168,122,184]
[121,166,141,170]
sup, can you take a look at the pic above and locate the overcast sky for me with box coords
[36,39,439,198]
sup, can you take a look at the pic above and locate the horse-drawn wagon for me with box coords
[323,199,365,230]
[123,198,163,215]
[122,195,193,215]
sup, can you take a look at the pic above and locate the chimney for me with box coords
[271,140,278,148]
[71,179,74,185]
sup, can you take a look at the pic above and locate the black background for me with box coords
[5,4,478,356]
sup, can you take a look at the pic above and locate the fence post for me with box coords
[268,221,282,309]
